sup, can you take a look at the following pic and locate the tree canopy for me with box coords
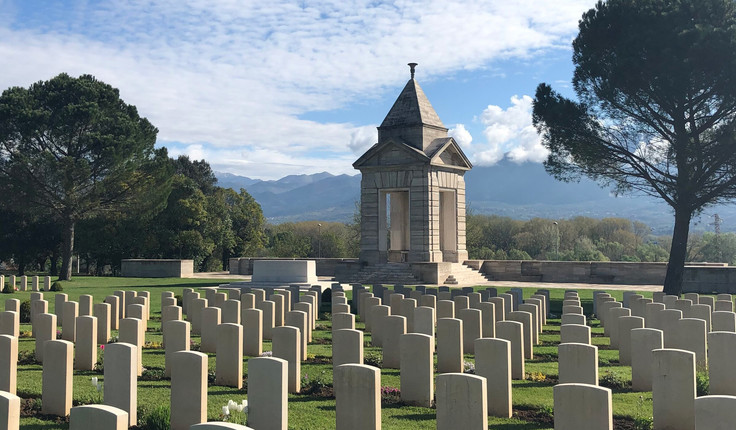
[532,0,736,294]
[0,73,171,279]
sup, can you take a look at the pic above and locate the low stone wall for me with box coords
[229,258,359,277]
[121,259,194,278]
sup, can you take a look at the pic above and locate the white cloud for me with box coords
[449,124,473,149]
[472,95,549,165]
[0,0,592,178]
[348,125,378,155]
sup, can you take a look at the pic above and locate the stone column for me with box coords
[436,373,487,430]
[119,318,144,376]
[94,303,111,345]
[104,342,137,426]
[652,348,696,430]
[382,315,406,369]
[497,320,525,380]
[553,383,612,430]
[333,329,363,367]
[42,340,73,417]
[475,338,512,418]
[247,357,288,430]
[170,351,208,430]
[437,318,463,373]
[0,335,17,395]
[400,333,433,407]
[216,323,243,388]
[271,326,301,394]
[243,308,263,357]
[35,313,56,362]
[334,364,380,430]
[75,315,98,370]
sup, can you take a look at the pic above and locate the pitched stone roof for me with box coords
[380,79,445,129]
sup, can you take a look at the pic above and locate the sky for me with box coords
[0,0,596,180]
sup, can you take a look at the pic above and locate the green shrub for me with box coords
[141,404,170,430]
[50,281,63,292]
[599,370,628,390]
[2,283,12,294]
[696,369,709,396]
[19,300,31,323]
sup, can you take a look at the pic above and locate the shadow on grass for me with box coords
[316,405,336,412]
[390,412,435,421]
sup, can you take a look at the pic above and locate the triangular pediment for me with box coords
[428,138,472,170]
[353,139,430,169]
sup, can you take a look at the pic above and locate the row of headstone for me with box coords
[0,275,52,292]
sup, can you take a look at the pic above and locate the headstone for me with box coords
[0,391,19,430]
[75,315,98,370]
[55,293,68,323]
[436,373,487,430]
[558,343,598,385]
[708,331,736,395]
[334,364,380,430]
[676,318,708,366]
[222,299,241,325]
[695,395,736,430]
[30,299,47,337]
[518,303,539,344]
[489,297,505,322]
[94,303,111,345]
[652,348,696,430]
[332,312,355,331]
[453,295,469,312]
[42,340,73,416]
[560,324,591,344]
[201,307,222,353]
[369,305,390,347]
[608,307,631,348]
[113,291,125,319]
[257,300,275,341]
[79,294,93,316]
[382,315,406,369]
[475,338,512,418]
[331,321,365,367]
[630,328,664,391]
[62,301,78,341]
[715,300,733,312]
[170,351,208,430]
[0,335,17,395]
[497,320,525,379]
[618,316,645,365]
[363,297,381,332]
[216,323,243,388]
[413,306,435,339]
[243,308,263,357]
[247,357,288,430]
[687,304,712,331]
[69,404,129,430]
[35,313,56,362]
[712,311,736,332]
[660,308,683,347]
[241,293,256,311]
[284,310,308,361]
[508,311,533,359]
[561,313,586,326]
[119,318,144,376]
[190,298,208,335]
[437,318,463,373]
[104,295,120,330]
[271,326,301,393]
[127,303,147,332]
[498,293,513,317]
[44,276,51,291]
[164,320,190,378]
[458,308,482,354]
[162,305,182,326]
[437,300,455,319]
[400,333,433,407]
[553,383,613,430]
[104,342,137,426]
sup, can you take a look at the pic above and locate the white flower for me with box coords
[222,406,229,416]
[227,400,238,412]
[235,405,244,413]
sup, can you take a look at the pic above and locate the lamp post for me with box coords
[553,222,559,260]
[318,223,322,259]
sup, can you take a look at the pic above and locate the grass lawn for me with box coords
[6,276,660,429]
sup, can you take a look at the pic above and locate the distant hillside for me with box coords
[216,160,736,233]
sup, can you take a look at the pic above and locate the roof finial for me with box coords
[408,62,417,79]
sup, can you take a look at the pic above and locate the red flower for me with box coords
[100,345,105,350]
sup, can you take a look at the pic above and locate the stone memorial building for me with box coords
[351,64,482,284]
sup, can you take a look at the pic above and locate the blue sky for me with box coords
[0,0,594,180]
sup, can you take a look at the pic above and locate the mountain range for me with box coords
[216,158,736,233]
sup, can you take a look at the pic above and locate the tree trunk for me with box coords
[60,219,75,281]
[663,208,692,296]
[50,250,59,276]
